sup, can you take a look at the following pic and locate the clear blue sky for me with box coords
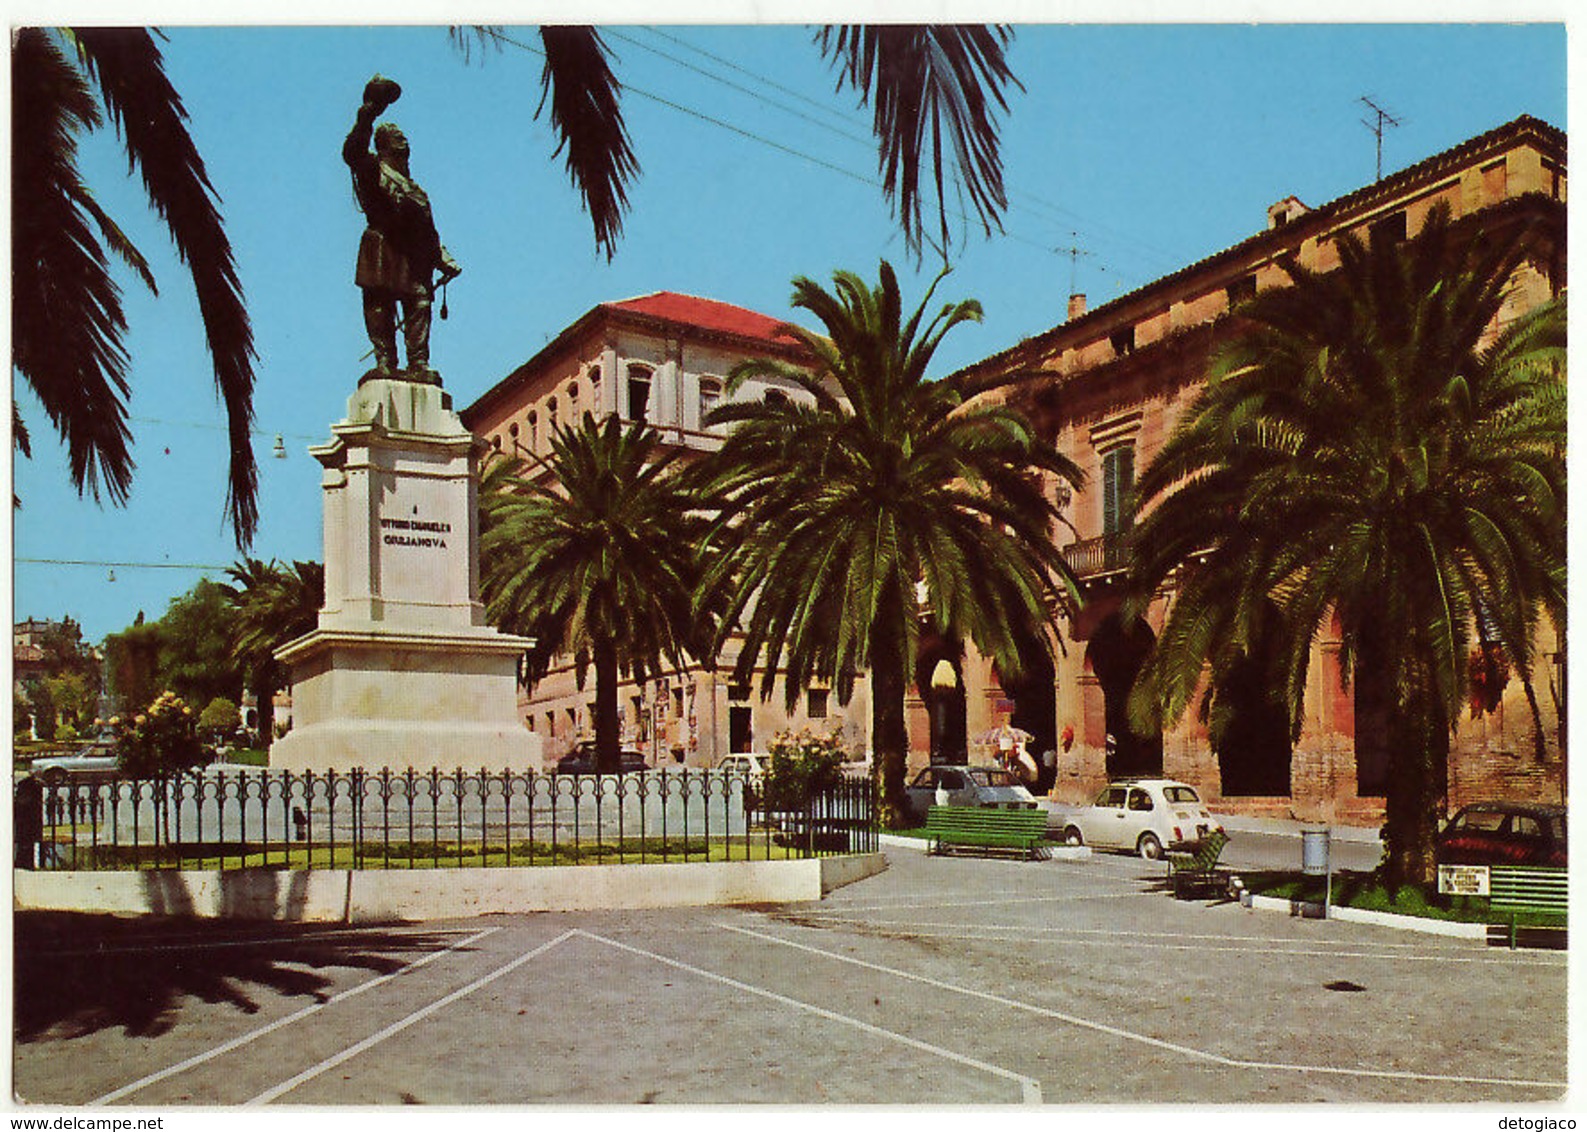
[8,21,1568,645]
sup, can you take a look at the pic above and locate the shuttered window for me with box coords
[1102,445,1135,536]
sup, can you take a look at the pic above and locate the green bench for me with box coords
[1489,865,1567,949]
[1165,829,1233,899]
[924,805,1049,859]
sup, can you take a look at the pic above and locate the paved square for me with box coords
[12,848,1568,1105]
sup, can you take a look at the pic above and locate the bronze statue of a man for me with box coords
[344,75,461,386]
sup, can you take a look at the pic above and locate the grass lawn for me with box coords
[49,836,813,871]
[215,749,269,767]
[1242,869,1567,928]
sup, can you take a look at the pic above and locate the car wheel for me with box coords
[40,767,67,786]
[1063,826,1084,847]
[1137,832,1163,860]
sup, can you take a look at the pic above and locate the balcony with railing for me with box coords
[1061,531,1131,581]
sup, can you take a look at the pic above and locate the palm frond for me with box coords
[67,26,260,545]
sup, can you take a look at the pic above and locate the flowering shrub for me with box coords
[112,691,212,777]
[761,727,850,811]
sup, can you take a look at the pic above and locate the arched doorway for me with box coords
[916,638,967,765]
[1086,614,1162,779]
[1213,644,1293,795]
[999,643,1058,792]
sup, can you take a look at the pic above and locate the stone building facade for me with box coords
[461,293,873,767]
[959,115,1567,822]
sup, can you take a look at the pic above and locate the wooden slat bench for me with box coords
[1489,865,1567,949]
[924,805,1048,859]
[1165,829,1232,899]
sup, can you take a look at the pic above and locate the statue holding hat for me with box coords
[343,74,461,386]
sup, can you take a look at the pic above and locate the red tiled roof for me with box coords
[604,292,796,345]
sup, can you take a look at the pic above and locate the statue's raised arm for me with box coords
[345,75,460,387]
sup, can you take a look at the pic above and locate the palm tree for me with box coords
[222,558,324,745]
[12,27,259,543]
[453,25,1020,262]
[479,415,709,772]
[694,262,1082,825]
[1127,203,1565,889]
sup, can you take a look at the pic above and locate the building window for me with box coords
[728,682,751,703]
[700,378,722,428]
[547,397,559,431]
[1226,274,1257,307]
[491,435,502,451]
[1109,327,1135,357]
[807,689,829,719]
[1369,210,1407,246]
[1102,444,1135,538]
[627,365,652,423]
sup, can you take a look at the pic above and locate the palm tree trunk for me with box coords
[252,676,276,751]
[1382,694,1445,891]
[593,635,620,774]
[869,595,910,828]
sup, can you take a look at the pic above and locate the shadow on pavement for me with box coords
[14,911,467,1043]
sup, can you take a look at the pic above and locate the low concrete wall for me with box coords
[1247,894,1490,939]
[13,854,886,923]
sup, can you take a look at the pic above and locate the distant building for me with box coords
[957,115,1566,821]
[462,293,873,766]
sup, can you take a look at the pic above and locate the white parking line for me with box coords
[827,891,1157,914]
[90,927,500,1106]
[719,922,1564,1091]
[246,929,578,1105]
[791,918,1565,965]
[576,929,1043,1103]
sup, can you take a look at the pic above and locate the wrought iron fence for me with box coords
[13,768,877,872]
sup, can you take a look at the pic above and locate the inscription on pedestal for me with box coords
[380,514,452,548]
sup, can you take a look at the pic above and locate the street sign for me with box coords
[1438,864,1490,896]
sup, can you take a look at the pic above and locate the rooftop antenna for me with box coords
[1359,96,1402,182]
[1053,232,1095,295]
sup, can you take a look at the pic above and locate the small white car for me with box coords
[717,753,768,776]
[904,764,1037,821]
[1060,778,1223,859]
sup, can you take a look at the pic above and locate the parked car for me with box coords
[903,764,1037,822]
[553,743,650,775]
[1060,778,1223,859]
[28,747,121,785]
[717,753,769,776]
[1435,802,1566,868]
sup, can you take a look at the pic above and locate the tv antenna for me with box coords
[1054,232,1095,296]
[1359,96,1402,182]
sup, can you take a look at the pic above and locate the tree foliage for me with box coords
[222,557,324,743]
[479,415,710,771]
[11,27,258,543]
[693,262,1081,824]
[451,25,1021,262]
[1127,203,1565,888]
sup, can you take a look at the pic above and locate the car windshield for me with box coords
[967,768,1020,788]
[1162,785,1201,804]
[1453,810,1508,833]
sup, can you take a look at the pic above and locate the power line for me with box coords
[17,557,231,571]
[481,27,1158,294]
[628,27,1190,280]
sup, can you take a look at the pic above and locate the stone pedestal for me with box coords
[270,379,541,773]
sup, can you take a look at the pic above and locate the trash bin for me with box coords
[1301,828,1331,875]
[1301,827,1332,919]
